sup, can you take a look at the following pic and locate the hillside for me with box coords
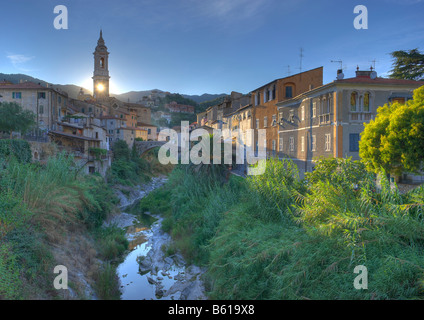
[0,73,227,105]
[0,73,91,99]
[181,93,227,104]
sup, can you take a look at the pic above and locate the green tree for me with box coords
[0,102,36,138]
[359,85,424,176]
[112,140,130,161]
[389,48,424,81]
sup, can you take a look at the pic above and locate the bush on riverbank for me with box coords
[107,141,172,186]
[144,158,424,299]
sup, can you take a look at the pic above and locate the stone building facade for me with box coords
[251,67,323,156]
[276,68,424,177]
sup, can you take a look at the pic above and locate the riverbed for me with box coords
[105,176,207,300]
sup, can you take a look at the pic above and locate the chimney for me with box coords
[355,66,373,78]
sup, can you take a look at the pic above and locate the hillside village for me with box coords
[0,31,194,176]
[1,3,424,303]
[0,30,423,183]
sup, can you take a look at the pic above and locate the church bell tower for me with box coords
[92,30,110,99]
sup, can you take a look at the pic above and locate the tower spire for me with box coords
[93,30,110,99]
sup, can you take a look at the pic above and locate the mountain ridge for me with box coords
[0,73,228,104]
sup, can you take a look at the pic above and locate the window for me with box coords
[89,107,93,113]
[257,92,261,106]
[117,129,120,134]
[279,111,283,122]
[301,136,305,152]
[58,96,62,103]
[349,133,360,152]
[272,140,276,153]
[311,135,316,151]
[264,116,268,128]
[38,92,46,99]
[148,129,151,134]
[289,110,295,123]
[350,92,358,111]
[289,137,295,152]
[327,96,332,113]
[272,114,277,126]
[285,86,293,98]
[279,134,284,152]
[12,92,22,99]
[320,98,326,114]
[301,106,305,121]
[325,134,331,152]
[82,108,85,113]
[363,93,370,112]
[256,119,260,129]
[312,102,317,118]
[272,86,276,101]
[39,105,44,114]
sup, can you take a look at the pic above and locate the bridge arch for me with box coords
[134,140,166,157]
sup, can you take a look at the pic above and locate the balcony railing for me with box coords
[319,113,332,124]
[350,112,373,122]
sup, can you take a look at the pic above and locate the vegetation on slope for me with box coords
[0,142,125,299]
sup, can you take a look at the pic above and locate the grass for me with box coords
[142,158,424,300]
[0,150,125,299]
[93,262,121,300]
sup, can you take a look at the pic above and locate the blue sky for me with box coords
[1,0,424,95]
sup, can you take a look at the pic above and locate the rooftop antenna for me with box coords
[331,60,345,80]
[298,48,304,79]
[286,65,291,76]
[331,60,343,70]
[369,59,378,70]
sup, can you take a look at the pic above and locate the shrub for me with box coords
[94,262,121,300]
[0,139,32,163]
[95,226,129,261]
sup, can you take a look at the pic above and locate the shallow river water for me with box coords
[105,177,207,300]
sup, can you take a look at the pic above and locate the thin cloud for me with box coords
[197,0,267,19]
[6,53,35,72]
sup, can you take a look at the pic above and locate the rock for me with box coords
[155,288,164,299]
[147,277,157,285]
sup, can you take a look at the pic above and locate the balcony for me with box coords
[350,112,373,122]
[319,113,332,124]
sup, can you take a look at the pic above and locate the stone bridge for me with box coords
[134,140,166,156]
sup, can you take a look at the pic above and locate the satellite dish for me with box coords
[337,72,344,80]
[370,71,377,79]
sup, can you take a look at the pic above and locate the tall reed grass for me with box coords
[152,157,424,300]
